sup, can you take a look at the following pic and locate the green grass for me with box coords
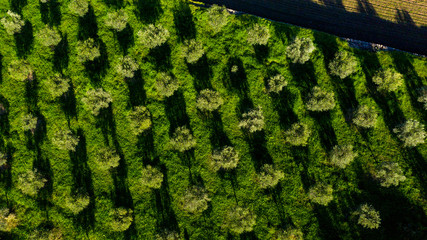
[0,0,426,239]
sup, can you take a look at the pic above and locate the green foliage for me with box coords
[29,227,63,240]
[65,194,90,215]
[52,129,79,152]
[210,146,240,171]
[169,126,197,152]
[353,203,381,229]
[0,208,19,232]
[105,9,128,32]
[286,37,316,64]
[138,24,170,49]
[231,65,239,73]
[373,161,406,187]
[352,105,378,128]
[196,89,223,112]
[37,26,62,48]
[308,183,333,206]
[81,88,113,116]
[266,74,288,93]
[247,23,270,45]
[329,145,358,169]
[116,56,139,78]
[306,86,336,112]
[239,106,265,133]
[207,5,229,33]
[393,119,426,147]
[45,74,70,98]
[95,147,121,170]
[329,51,358,79]
[0,152,6,167]
[8,59,34,82]
[128,106,152,135]
[222,206,256,234]
[17,169,47,197]
[1,10,25,35]
[372,68,404,92]
[156,72,179,98]
[109,208,133,232]
[182,39,205,64]
[257,164,285,189]
[76,38,101,62]
[69,0,89,17]
[21,113,38,133]
[272,228,304,240]
[417,86,427,110]
[156,230,180,240]
[283,122,311,146]
[140,165,163,189]
[179,186,211,214]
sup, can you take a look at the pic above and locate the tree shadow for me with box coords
[173,0,196,40]
[225,57,249,94]
[25,77,39,112]
[253,44,269,62]
[103,0,123,8]
[187,55,212,92]
[290,147,312,190]
[96,105,115,145]
[208,112,232,149]
[116,24,134,54]
[10,0,27,14]
[111,151,133,209]
[70,129,95,229]
[313,30,339,67]
[357,0,377,16]
[84,39,109,83]
[148,43,172,71]
[33,155,53,206]
[395,9,415,25]
[164,91,190,134]
[0,141,14,189]
[78,5,98,40]
[126,70,147,107]
[60,81,77,120]
[53,34,69,71]
[40,0,61,26]
[135,0,163,23]
[0,54,2,83]
[272,22,300,44]
[14,20,34,58]
[271,89,298,128]
[331,75,358,122]
[287,61,317,97]
[310,112,338,152]
[136,130,155,164]
[246,131,274,171]
[0,94,10,136]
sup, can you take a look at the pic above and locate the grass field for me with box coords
[0,0,426,239]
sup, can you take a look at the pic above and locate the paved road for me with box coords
[199,0,427,55]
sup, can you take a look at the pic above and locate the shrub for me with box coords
[196,89,223,112]
[156,230,180,240]
[372,68,404,92]
[169,126,197,152]
[284,122,311,146]
[0,152,6,167]
[179,186,211,214]
[128,106,152,135]
[21,113,38,133]
[65,194,90,215]
[257,164,284,189]
[37,26,62,48]
[81,88,113,116]
[373,161,406,187]
[417,86,427,110]
[8,59,34,82]
[231,65,239,73]
[141,165,163,189]
[40,0,50,3]
[238,106,265,133]
[95,147,121,170]
[352,105,378,128]
[393,119,426,147]
[76,38,100,62]
[182,39,204,64]
[138,24,170,49]
[306,86,336,112]
[210,146,239,171]
[266,74,288,93]
[156,72,179,98]
[29,227,63,240]
[69,0,89,17]
[247,23,270,45]
[273,228,303,240]
[109,208,133,232]
[207,5,229,33]
[308,183,333,206]
[222,206,256,234]
[1,10,25,35]
[105,9,128,32]
[329,51,358,79]
[353,203,381,229]
[46,73,70,98]
[329,145,358,169]
[0,208,18,232]
[286,37,316,64]
[17,169,47,196]
[52,129,80,152]
[116,56,138,78]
